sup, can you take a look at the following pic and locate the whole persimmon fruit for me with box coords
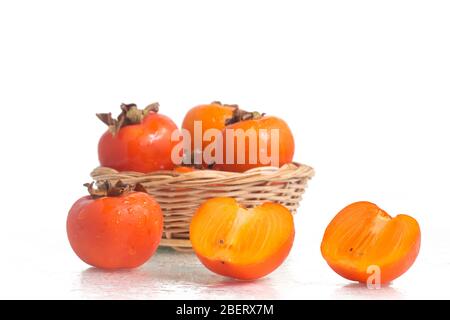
[321,201,421,284]
[181,101,237,168]
[190,198,295,280]
[67,181,163,269]
[97,103,179,173]
[214,108,295,172]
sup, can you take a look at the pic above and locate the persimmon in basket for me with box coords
[182,101,237,168]
[190,198,295,280]
[67,181,163,269]
[182,102,295,172]
[97,103,179,173]
[215,109,295,172]
[321,201,421,284]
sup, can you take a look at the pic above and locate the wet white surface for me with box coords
[1,220,448,300]
[73,249,406,300]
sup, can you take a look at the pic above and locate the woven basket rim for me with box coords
[91,162,315,184]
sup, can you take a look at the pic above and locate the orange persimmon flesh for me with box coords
[321,201,421,284]
[190,198,294,280]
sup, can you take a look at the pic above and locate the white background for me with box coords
[0,0,449,299]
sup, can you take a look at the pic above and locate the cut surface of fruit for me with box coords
[190,198,294,280]
[321,201,421,284]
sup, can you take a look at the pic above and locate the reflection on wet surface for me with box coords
[78,248,279,299]
[333,283,403,300]
[77,247,408,300]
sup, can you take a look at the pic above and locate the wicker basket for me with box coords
[91,162,314,251]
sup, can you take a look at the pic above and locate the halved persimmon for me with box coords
[190,198,295,280]
[321,201,421,284]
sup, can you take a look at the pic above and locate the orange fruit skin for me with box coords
[67,192,163,269]
[182,103,236,167]
[98,112,178,173]
[190,198,295,281]
[173,166,196,173]
[214,116,295,172]
[321,201,421,284]
[196,231,294,280]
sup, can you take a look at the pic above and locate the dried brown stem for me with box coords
[96,102,159,136]
[225,108,265,126]
[211,101,239,110]
[84,181,146,198]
